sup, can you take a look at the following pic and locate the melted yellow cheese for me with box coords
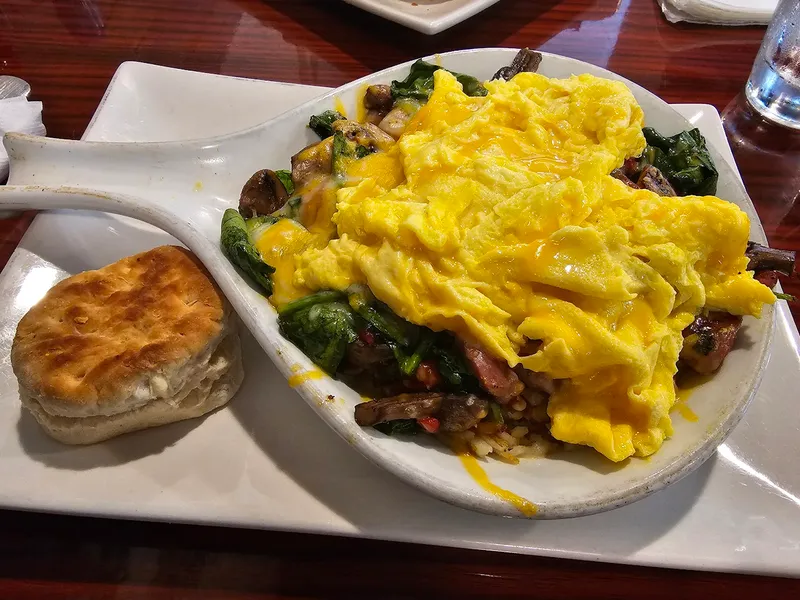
[254,219,315,308]
[334,96,348,119]
[271,70,774,462]
[288,368,325,387]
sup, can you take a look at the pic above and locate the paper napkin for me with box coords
[0,96,46,183]
[660,0,778,25]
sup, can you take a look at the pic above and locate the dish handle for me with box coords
[0,185,188,235]
[4,131,219,193]
[1,132,231,226]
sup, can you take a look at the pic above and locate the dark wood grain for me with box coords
[0,510,795,599]
[2,0,800,597]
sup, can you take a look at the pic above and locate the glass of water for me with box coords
[745,0,800,129]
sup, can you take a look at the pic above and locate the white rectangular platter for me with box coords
[1,62,799,577]
[341,0,501,34]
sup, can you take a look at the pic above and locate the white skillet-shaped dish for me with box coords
[0,49,774,518]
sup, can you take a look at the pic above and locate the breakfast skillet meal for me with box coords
[221,49,796,465]
[9,50,792,465]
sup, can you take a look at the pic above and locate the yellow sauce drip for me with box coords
[288,369,325,387]
[675,402,699,423]
[458,453,537,517]
[334,97,348,119]
[672,373,712,423]
[356,84,369,124]
[673,385,699,423]
[193,181,203,191]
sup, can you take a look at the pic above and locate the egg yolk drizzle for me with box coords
[672,373,714,422]
[266,70,775,462]
[287,366,325,387]
[458,452,537,516]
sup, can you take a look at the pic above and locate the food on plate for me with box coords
[11,246,243,445]
[610,127,719,197]
[221,49,794,464]
[238,169,292,218]
[491,47,542,81]
[744,241,796,289]
[221,209,275,295]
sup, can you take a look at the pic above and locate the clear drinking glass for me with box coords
[745,0,800,129]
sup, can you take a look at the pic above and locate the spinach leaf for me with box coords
[374,419,421,436]
[345,284,479,390]
[347,284,419,347]
[332,132,375,183]
[274,196,303,220]
[391,330,435,376]
[488,401,504,425]
[221,208,274,295]
[278,294,358,374]
[280,285,484,392]
[308,110,345,139]
[246,214,281,241]
[332,131,352,183]
[245,214,280,231]
[432,341,479,392]
[639,127,718,196]
[354,145,372,159]
[390,59,488,102]
[278,290,347,317]
[274,169,295,196]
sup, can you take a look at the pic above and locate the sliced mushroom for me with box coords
[354,392,442,426]
[437,394,489,432]
[637,165,676,196]
[332,119,395,151]
[745,241,797,275]
[513,365,555,396]
[338,365,407,398]
[611,168,640,189]
[492,48,543,81]
[518,338,543,356]
[378,106,413,139]
[354,392,489,433]
[238,169,289,218]
[364,110,385,126]
[291,137,334,192]
[622,157,641,179]
[364,85,393,113]
[344,340,394,370]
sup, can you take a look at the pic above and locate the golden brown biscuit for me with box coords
[11,245,243,444]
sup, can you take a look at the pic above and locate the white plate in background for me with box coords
[342,0,501,34]
[0,61,798,574]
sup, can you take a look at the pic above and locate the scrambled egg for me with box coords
[272,69,775,462]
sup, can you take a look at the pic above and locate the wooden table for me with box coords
[2,0,799,596]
